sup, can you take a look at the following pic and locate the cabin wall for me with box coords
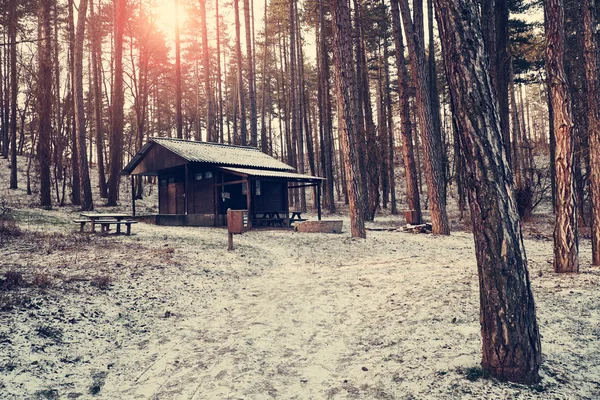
[132,144,188,175]
[253,181,286,212]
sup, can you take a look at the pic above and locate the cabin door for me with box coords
[161,176,185,214]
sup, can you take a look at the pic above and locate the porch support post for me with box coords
[284,181,290,227]
[131,175,136,217]
[184,164,189,215]
[246,179,253,229]
[317,181,322,221]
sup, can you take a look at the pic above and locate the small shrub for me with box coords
[91,275,112,290]
[460,366,490,382]
[515,186,534,220]
[32,272,53,289]
[35,389,59,400]
[0,198,21,241]
[36,325,63,342]
[0,270,26,291]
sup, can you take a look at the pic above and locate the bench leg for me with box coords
[80,222,85,232]
[126,223,131,235]
[116,224,121,234]
[91,221,96,233]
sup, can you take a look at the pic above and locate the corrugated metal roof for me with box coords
[218,167,325,181]
[150,137,294,171]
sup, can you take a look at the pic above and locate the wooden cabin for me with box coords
[122,137,324,227]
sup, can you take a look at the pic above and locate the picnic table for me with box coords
[75,213,137,235]
[290,211,307,223]
[252,211,285,227]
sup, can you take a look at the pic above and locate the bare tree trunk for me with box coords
[74,0,93,210]
[38,0,53,208]
[108,0,126,205]
[434,0,542,383]
[398,0,449,234]
[331,0,366,238]
[545,0,579,273]
[390,0,422,223]
[583,0,600,265]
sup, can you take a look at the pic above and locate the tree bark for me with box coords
[582,0,600,265]
[545,0,579,273]
[434,0,542,383]
[330,0,366,238]
[398,0,449,234]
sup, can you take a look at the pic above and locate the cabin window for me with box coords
[168,177,175,184]
[205,171,213,179]
[255,180,261,196]
[160,179,167,187]
[241,182,247,195]
[195,173,203,181]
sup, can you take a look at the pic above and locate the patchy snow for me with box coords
[0,156,599,399]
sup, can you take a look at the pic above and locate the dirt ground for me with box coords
[1,158,599,399]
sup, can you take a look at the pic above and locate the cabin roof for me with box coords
[218,167,325,182]
[122,137,295,175]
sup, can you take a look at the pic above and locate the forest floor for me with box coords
[0,156,599,399]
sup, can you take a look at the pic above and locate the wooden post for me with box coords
[317,182,322,221]
[184,164,189,215]
[213,171,218,226]
[131,175,136,217]
[228,232,233,250]
[246,179,252,229]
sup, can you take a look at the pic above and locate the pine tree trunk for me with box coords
[398,0,449,234]
[38,0,53,208]
[243,0,257,146]
[331,0,366,238]
[90,0,107,198]
[383,33,397,215]
[434,0,542,383]
[216,0,224,142]
[234,0,247,145]
[390,0,422,223]
[200,0,214,142]
[74,0,93,210]
[582,0,600,265]
[545,0,579,273]
[175,0,183,139]
[8,0,17,189]
[318,0,336,213]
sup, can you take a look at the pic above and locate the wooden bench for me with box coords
[73,219,91,232]
[94,219,138,235]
